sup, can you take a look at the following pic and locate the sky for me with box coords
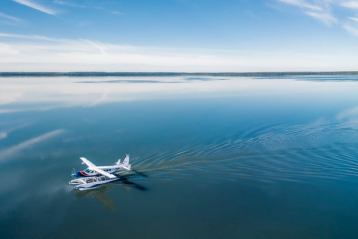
[1,0,358,71]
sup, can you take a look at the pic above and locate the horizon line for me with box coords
[0,71,358,77]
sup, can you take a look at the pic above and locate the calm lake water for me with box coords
[1,74,358,238]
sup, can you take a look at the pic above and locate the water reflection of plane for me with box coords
[75,184,117,210]
[74,172,148,210]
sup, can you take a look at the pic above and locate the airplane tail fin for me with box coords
[123,154,129,165]
[122,154,131,170]
[116,154,131,170]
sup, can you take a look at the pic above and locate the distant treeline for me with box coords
[0,71,358,77]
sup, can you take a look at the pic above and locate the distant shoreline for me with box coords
[0,71,358,77]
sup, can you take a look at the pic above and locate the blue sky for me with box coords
[1,0,358,71]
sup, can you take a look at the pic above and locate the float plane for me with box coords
[72,155,131,177]
[69,155,132,191]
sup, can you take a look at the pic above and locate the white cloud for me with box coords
[0,11,23,24]
[277,0,358,35]
[305,10,338,25]
[343,22,358,35]
[0,33,240,71]
[0,42,19,55]
[1,32,358,71]
[53,0,85,8]
[348,16,358,22]
[0,32,64,42]
[278,0,337,25]
[279,0,325,11]
[13,0,57,15]
[343,14,358,36]
[341,0,358,9]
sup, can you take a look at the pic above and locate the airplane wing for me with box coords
[80,157,97,168]
[91,167,117,179]
[80,157,117,179]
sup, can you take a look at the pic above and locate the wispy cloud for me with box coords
[348,16,358,22]
[277,0,358,35]
[0,32,65,42]
[13,0,57,15]
[305,9,337,25]
[0,11,23,24]
[53,0,87,9]
[111,10,124,16]
[0,129,64,161]
[279,0,325,12]
[0,32,242,71]
[278,0,337,25]
[1,32,358,71]
[341,1,358,9]
[343,22,358,35]
[53,0,123,16]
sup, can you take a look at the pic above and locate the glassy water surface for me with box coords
[1,74,358,238]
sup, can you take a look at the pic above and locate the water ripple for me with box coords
[132,121,358,184]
